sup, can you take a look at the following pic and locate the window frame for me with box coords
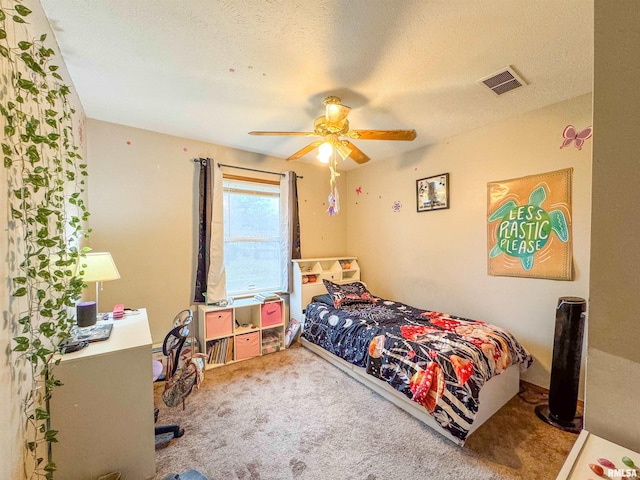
[222,174,283,297]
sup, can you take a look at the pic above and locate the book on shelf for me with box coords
[206,337,234,365]
[254,291,280,303]
[226,338,234,363]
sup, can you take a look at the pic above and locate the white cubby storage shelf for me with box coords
[197,297,285,370]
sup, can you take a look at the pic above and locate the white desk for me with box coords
[556,429,640,479]
[50,309,155,480]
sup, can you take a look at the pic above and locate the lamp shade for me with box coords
[80,252,121,282]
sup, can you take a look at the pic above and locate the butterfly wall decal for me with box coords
[560,125,592,150]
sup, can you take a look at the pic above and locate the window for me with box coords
[223,178,282,296]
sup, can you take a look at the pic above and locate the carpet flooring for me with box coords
[153,343,577,480]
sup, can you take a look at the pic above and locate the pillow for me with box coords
[311,293,334,306]
[323,280,378,308]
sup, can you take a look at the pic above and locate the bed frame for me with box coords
[300,337,520,446]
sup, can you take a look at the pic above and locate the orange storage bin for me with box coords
[261,302,282,327]
[235,332,260,360]
[205,309,233,338]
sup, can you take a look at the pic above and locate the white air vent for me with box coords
[478,66,526,96]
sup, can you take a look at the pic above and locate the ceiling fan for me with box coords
[249,96,417,164]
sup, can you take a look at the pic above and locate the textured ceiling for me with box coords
[40,0,593,170]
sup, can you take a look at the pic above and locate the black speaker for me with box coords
[76,301,97,328]
[535,296,586,433]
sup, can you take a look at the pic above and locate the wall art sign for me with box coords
[487,168,573,280]
[416,173,449,212]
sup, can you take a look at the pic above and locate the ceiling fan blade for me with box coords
[287,141,323,161]
[342,141,370,164]
[346,129,417,141]
[249,131,318,136]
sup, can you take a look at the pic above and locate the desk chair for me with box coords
[153,309,205,439]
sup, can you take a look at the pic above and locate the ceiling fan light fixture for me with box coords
[326,103,351,124]
[335,140,352,160]
[250,95,417,165]
[317,141,333,163]
[324,95,351,124]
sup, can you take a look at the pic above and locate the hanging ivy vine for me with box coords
[1,1,90,478]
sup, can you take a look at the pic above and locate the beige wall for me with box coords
[86,119,347,343]
[585,0,640,451]
[346,94,593,389]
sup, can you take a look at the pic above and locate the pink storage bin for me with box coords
[235,332,260,360]
[205,309,233,338]
[261,302,282,327]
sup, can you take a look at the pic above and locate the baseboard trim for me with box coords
[520,380,584,410]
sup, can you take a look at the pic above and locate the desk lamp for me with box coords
[80,252,120,315]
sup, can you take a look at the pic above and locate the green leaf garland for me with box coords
[1,2,90,478]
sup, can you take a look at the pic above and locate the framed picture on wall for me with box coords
[416,173,449,212]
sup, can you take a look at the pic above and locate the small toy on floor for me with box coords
[161,470,209,480]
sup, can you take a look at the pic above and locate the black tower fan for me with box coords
[535,296,586,433]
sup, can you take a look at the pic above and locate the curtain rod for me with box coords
[192,158,303,179]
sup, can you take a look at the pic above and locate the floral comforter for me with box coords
[302,297,532,443]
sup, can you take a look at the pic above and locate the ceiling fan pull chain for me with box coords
[327,155,340,216]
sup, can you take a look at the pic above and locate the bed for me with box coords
[300,280,533,445]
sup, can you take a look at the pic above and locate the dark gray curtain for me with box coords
[281,171,302,292]
[290,171,301,260]
[193,158,213,302]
